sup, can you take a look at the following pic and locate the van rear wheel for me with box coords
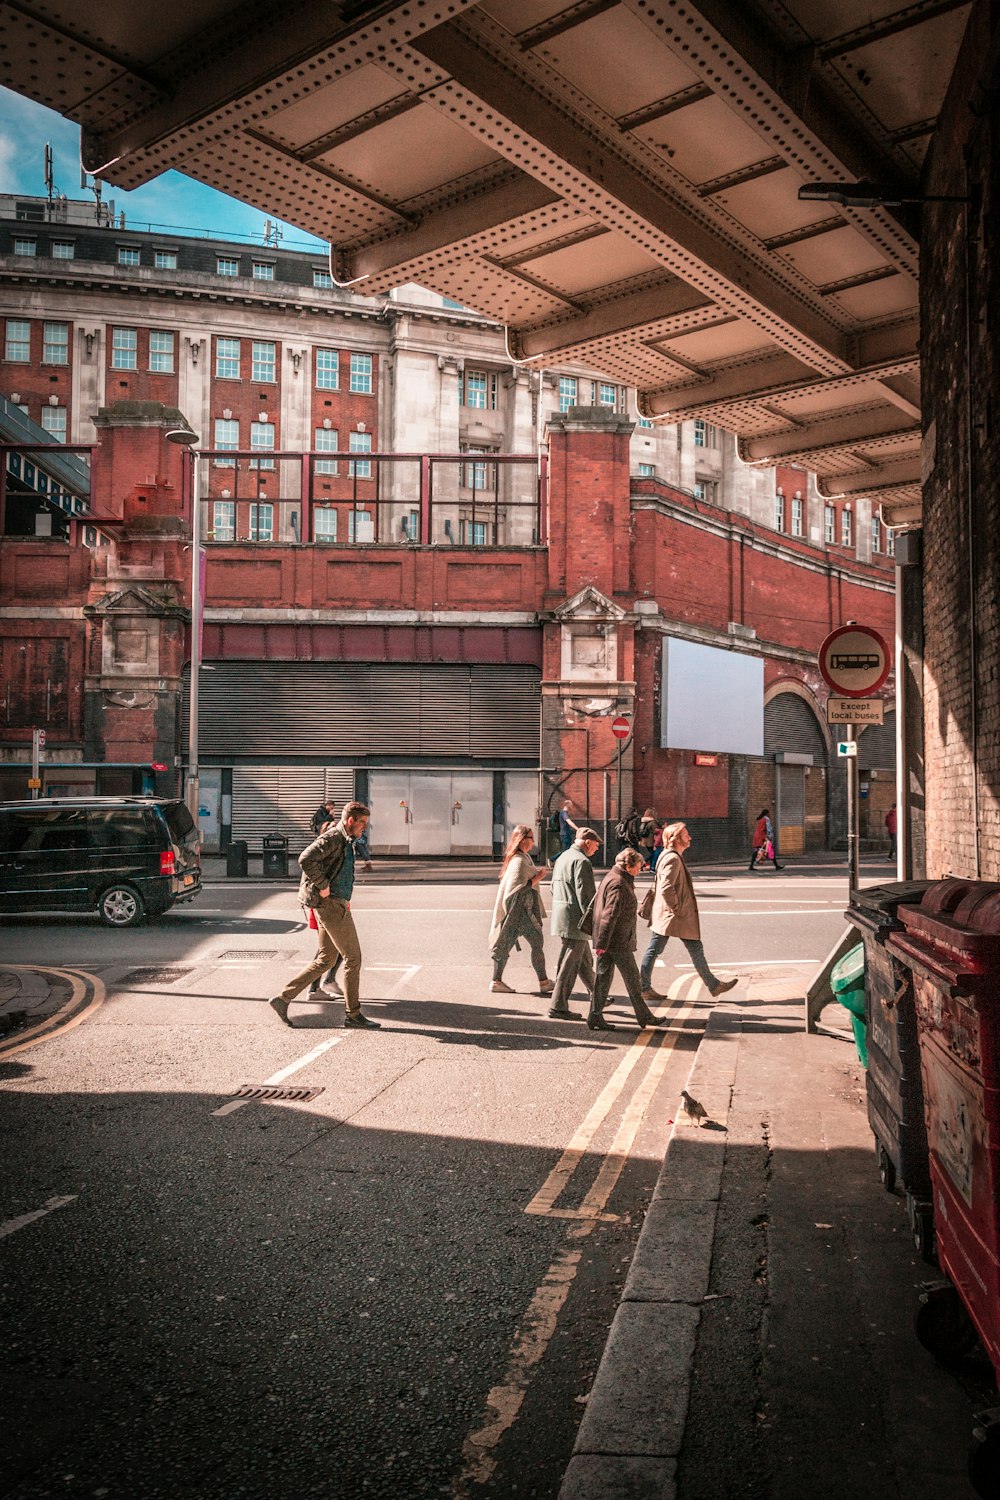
[98,883,145,927]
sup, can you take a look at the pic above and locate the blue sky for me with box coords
[0,87,327,251]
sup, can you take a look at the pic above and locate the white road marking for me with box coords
[0,1194,77,1240]
[663,957,816,970]
[211,1035,348,1117]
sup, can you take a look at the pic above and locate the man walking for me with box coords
[885,802,898,861]
[268,801,380,1030]
[548,826,601,1020]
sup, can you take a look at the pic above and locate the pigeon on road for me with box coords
[681,1089,708,1127]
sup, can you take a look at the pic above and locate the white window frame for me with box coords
[5,319,30,362]
[250,421,275,470]
[791,497,804,537]
[637,416,653,429]
[216,256,240,277]
[638,463,655,478]
[213,419,239,463]
[314,428,339,475]
[774,493,785,532]
[252,341,276,383]
[598,382,618,409]
[216,337,240,380]
[313,269,333,288]
[314,507,338,543]
[315,349,339,390]
[349,353,372,394]
[825,505,836,544]
[348,430,372,478]
[886,528,895,558]
[558,376,577,413]
[149,330,174,373]
[40,405,67,441]
[841,508,853,546]
[248,502,273,541]
[252,261,275,281]
[117,246,141,267]
[871,515,881,552]
[42,321,69,364]
[13,237,36,257]
[52,240,75,260]
[155,249,178,270]
[694,418,707,447]
[211,501,235,541]
[348,508,375,543]
[111,327,137,371]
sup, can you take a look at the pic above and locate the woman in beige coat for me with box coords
[639,822,738,1001]
[489,825,554,995]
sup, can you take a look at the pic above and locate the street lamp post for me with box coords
[165,425,201,829]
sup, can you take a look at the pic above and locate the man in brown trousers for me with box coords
[268,801,380,1030]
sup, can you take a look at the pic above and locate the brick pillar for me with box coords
[82,402,196,785]
[540,408,638,852]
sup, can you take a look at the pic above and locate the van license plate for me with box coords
[184,874,194,885]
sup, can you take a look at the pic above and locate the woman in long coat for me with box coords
[587,849,667,1032]
[489,825,554,995]
[640,822,738,1001]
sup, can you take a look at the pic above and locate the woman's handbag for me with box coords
[638,886,655,923]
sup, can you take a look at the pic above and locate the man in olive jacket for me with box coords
[268,801,380,1030]
[548,826,601,1019]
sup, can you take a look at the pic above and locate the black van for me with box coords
[0,797,202,926]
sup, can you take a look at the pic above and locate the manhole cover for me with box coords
[233,1084,324,1102]
[121,967,193,984]
[217,950,283,960]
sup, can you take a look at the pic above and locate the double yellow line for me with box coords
[0,966,105,1058]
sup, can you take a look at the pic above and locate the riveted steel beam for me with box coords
[740,408,921,464]
[508,281,715,362]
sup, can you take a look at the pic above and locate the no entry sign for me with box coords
[611,715,631,740]
[818,624,890,697]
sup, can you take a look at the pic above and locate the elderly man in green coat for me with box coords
[548,825,601,1020]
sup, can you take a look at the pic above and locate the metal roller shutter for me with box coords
[231,767,329,853]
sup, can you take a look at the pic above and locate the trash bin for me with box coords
[887,879,1000,1391]
[831,942,868,1068]
[226,839,248,878]
[262,833,289,878]
[847,880,935,1252]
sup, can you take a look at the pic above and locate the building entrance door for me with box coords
[368,771,495,855]
[408,773,453,855]
[776,763,805,855]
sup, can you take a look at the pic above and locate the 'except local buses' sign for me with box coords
[826,697,885,726]
[818,625,890,698]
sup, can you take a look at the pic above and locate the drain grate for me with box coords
[121,967,193,985]
[217,950,282,960]
[233,1084,324,1102]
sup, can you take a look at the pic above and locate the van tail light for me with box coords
[160,850,176,876]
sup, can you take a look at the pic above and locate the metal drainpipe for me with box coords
[894,565,907,879]
[962,183,981,876]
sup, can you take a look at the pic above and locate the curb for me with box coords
[0,968,105,1059]
[558,1003,743,1500]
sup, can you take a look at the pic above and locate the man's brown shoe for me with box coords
[268,996,292,1026]
[710,977,739,997]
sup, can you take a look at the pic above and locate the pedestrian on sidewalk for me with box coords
[310,798,337,836]
[641,822,738,1002]
[587,848,668,1032]
[268,801,380,1030]
[489,825,553,996]
[749,809,783,871]
[548,826,601,1020]
[638,807,658,868]
[885,802,897,860]
[557,800,579,852]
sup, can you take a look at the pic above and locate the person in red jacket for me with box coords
[885,802,897,860]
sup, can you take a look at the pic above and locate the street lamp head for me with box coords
[164,425,199,446]
[798,180,904,208]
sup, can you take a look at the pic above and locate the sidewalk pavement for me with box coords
[0,965,80,1044]
[559,974,984,1500]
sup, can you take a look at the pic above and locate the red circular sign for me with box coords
[818,624,891,697]
[611,715,632,740]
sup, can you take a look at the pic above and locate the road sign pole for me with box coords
[616,739,623,830]
[847,722,859,896]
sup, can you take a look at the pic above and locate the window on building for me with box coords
[348,430,372,478]
[211,501,235,541]
[217,256,240,277]
[149,330,175,373]
[871,515,881,552]
[216,337,240,380]
[558,375,578,413]
[825,504,836,544]
[791,496,804,537]
[462,519,488,545]
[250,420,275,470]
[52,241,75,260]
[315,348,339,390]
[313,269,333,288]
[252,341,276,383]
[774,493,785,531]
[314,507,337,542]
[694,418,707,447]
[841,508,853,546]
[42,322,69,364]
[461,445,495,489]
[463,369,496,409]
[401,509,420,541]
[111,327,137,370]
[213,418,239,463]
[40,405,66,442]
[348,508,375,543]
[13,238,36,257]
[314,427,338,475]
[637,416,653,429]
[252,261,275,281]
[886,528,895,558]
[694,478,718,502]
[638,463,655,478]
[349,353,372,394]
[598,382,618,409]
[5,320,30,362]
[154,250,177,270]
[117,246,140,267]
[248,502,273,541]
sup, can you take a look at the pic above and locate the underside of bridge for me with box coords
[0,0,972,529]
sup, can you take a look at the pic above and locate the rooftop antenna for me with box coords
[43,143,55,206]
[263,218,283,248]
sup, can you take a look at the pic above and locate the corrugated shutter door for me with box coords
[185,662,540,759]
[232,767,327,853]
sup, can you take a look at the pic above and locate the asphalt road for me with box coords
[0,865,857,1499]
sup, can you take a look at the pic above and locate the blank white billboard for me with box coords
[660,638,764,755]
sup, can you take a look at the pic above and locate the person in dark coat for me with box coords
[587,848,667,1032]
[548,825,601,1019]
[311,799,337,835]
